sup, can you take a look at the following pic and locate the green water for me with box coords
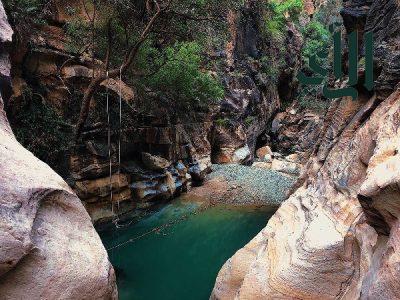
[100,199,273,300]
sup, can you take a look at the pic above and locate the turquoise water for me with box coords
[100,199,273,300]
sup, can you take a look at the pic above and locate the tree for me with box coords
[74,0,172,139]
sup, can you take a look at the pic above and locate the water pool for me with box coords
[100,199,274,300]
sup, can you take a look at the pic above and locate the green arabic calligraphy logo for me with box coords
[298,23,374,100]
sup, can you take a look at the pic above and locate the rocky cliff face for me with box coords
[212,0,400,298]
[5,0,302,222]
[0,3,117,298]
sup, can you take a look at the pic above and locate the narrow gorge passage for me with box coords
[2,0,400,298]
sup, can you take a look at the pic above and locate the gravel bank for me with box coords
[206,164,296,205]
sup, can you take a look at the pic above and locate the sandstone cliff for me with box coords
[4,0,302,222]
[212,0,400,298]
[0,2,117,298]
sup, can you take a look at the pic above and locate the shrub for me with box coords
[301,20,330,65]
[11,87,72,169]
[264,0,303,37]
[140,41,225,109]
[3,0,47,23]
[297,20,331,112]
[215,117,230,127]
[244,116,256,126]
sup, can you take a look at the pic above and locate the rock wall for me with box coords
[0,2,117,298]
[212,0,400,298]
[5,0,302,223]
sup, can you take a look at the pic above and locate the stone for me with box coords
[130,171,176,202]
[141,152,171,171]
[303,0,315,15]
[0,3,12,44]
[212,148,234,164]
[189,156,211,183]
[100,78,135,103]
[285,153,300,163]
[75,173,130,199]
[61,64,93,78]
[263,153,273,163]
[251,161,272,169]
[232,145,251,163]
[272,159,299,175]
[270,102,323,156]
[7,77,28,115]
[255,145,273,159]
[24,52,58,76]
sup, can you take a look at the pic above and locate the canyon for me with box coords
[0,0,399,298]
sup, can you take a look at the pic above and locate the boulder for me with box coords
[61,64,93,78]
[212,145,251,164]
[271,159,300,175]
[232,145,251,163]
[264,153,273,163]
[141,152,171,171]
[130,171,176,203]
[75,173,131,199]
[270,103,323,156]
[189,156,211,183]
[255,145,273,159]
[252,159,300,176]
[100,78,135,103]
[285,152,301,163]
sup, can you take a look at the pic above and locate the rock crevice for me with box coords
[212,0,400,298]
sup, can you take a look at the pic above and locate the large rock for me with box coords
[212,1,400,294]
[341,0,400,99]
[255,145,273,159]
[212,87,400,300]
[0,3,117,298]
[141,152,171,171]
[270,103,323,156]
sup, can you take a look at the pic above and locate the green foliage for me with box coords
[264,0,303,38]
[215,117,229,127]
[64,19,91,53]
[301,20,330,64]
[259,0,303,87]
[313,0,342,27]
[12,87,72,168]
[61,0,227,109]
[297,20,331,112]
[298,91,330,112]
[3,0,47,24]
[259,55,282,83]
[140,42,224,109]
[244,116,256,126]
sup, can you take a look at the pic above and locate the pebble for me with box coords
[208,164,296,205]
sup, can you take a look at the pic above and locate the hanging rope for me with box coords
[117,66,122,213]
[106,203,213,251]
[106,71,114,215]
